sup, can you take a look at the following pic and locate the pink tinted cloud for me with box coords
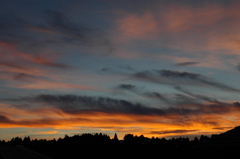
[0,43,101,92]
[29,26,57,35]
[115,2,240,54]
[117,11,157,38]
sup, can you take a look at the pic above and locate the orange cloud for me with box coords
[1,101,240,139]
[38,131,59,134]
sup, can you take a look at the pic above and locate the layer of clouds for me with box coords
[4,94,240,117]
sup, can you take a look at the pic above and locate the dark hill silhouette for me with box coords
[198,126,240,148]
[187,126,240,159]
[0,143,52,159]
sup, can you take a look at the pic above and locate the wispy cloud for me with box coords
[132,69,240,93]
[0,61,26,69]
[144,92,170,103]
[150,129,198,135]
[13,73,38,81]
[116,84,136,91]
[33,57,70,69]
[175,62,199,66]
[175,86,223,104]
[42,9,91,43]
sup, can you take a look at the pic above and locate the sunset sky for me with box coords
[1,0,240,140]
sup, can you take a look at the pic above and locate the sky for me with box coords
[1,0,240,140]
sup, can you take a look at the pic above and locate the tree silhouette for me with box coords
[3,128,240,159]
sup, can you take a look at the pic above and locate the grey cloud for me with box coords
[117,84,136,91]
[0,8,114,57]
[157,70,201,79]
[132,69,240,93]
[13,73,37,81]
[101,67,108,71]
[236,64,240,71]
[0,16,27,45]
[144,92,170,103]
[0,115,12,123]
[42,10,115,54]
[233,102,240,107]
[174,93,197,104]
[175,62,199,66]
[43,10,88,42]
[175,86,223,104]
[0,114,69,126]
[27,94,165,116]
[150,129,198,135]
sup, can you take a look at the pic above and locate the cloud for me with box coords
[0,61,26,69]
[175,86,223,104]
[117,11,157,38]
[13,73,37,81]
[116,84,136,91]
[150,129,198,135]
[212,127,233,130]
[43,9,89,43]
[7,94,240,118]
[24,94,165,116]
[33,57,69,69]
[114,1,240,59]
[132,69,240,93]
[144,92,170,103]
[0,114,65,127]
[157,70,201,79]
[233,102,240,107]
[236,64,240,71]
[0,115,12,123]
[0,42,71,70]
[1,93,240,137]
[175,62,199,66]
[41,9,115,54]
[0,9,114,72]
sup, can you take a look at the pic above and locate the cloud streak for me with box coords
[175,62,199,66]
[132,69,240,93]
[117,84,136,91]
[150,129,198,135]
[175,86,223,104]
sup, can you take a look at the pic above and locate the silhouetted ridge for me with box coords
[198,126,240,148]
[188,126,240,159]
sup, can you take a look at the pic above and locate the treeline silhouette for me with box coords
[2,127,240,159]
[0,133,212,158]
